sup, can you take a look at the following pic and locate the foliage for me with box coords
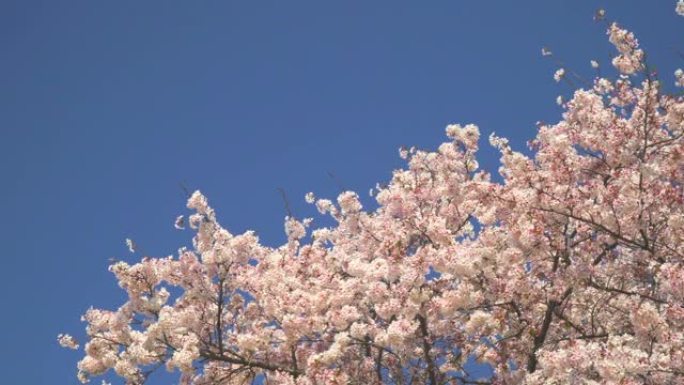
[62,6,684,385]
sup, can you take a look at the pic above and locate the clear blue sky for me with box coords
[1,1,682,384]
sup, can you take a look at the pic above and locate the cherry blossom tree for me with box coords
[61,6,684,385]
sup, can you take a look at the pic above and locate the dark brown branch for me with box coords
[588,279,666,304]
[416,315,438,385]
[202,351,303,377]
[216,278,225,355]
[527,288,572,373]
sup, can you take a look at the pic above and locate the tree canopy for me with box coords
[62,4,684,385]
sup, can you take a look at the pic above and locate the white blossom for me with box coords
[174,215,185,230]
[554,68,565,82]
[125,238,136,253]
[58,333,79,350]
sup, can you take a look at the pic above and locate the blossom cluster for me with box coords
[62,9,684,385]
[607,23,644,75]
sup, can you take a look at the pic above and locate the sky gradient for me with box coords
[1,1,683,384]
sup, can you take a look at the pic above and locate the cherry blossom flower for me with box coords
[57,334,79,350]
[61,5,684,385]
[174,215,185,229]
[124,238,135,253]
[553,68,565,82]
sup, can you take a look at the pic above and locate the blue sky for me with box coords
[1,1,682,384]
